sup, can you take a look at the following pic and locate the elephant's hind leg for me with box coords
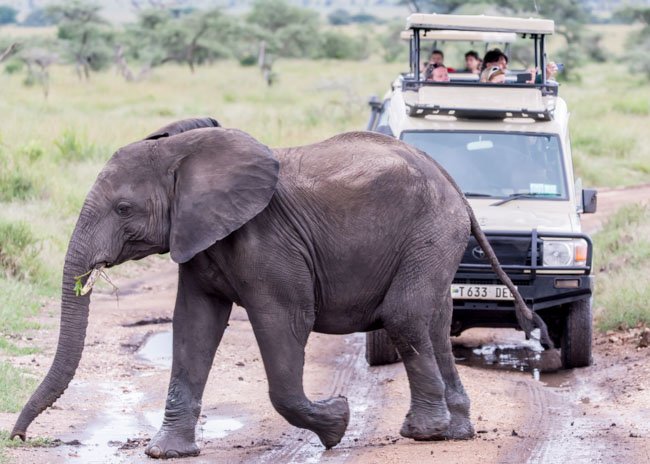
[249,308,350,449]
[381,276,451,440]
[145,266,233,459]
[430,292,474,440]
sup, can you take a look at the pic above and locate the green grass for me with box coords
[563,66,650,187]
[594,203,650,330]
[0,362,38,413]
[0,428,57,464]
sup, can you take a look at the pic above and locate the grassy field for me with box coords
[0,24,649,458]
[593,203,650,330]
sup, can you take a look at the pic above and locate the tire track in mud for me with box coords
[259,333,401,464]
[501,365,650,464]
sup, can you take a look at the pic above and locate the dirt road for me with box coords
[1,186,649,464]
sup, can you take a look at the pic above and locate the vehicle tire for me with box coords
[561,298,593,369]
[365,329,401,366]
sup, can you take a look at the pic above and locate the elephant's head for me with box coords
[11,118,279,440]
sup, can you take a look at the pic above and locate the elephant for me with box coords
[11,117,551,459]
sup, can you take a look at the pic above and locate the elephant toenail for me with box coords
[166,450,180,458]
[147,445,162,458]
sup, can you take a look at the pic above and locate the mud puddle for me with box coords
[137,331,172,368]
[62,383,146,463]
[452,329,565,384]
[59,331,244,461]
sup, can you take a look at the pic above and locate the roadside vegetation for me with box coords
[0,0,649,458]
[593,203,650,330]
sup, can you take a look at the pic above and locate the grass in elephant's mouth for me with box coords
[73,265,111,296]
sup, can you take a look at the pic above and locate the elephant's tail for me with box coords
[401,141,554,349]
[465,203,553,349]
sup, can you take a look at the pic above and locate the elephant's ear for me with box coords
[145,117,220,140]
[162,128,279,264]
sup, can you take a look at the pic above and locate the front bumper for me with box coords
[450,229,594,330]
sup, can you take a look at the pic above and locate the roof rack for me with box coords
[400,30,518,43]
[402,81,558,121]
[406,13,554,35]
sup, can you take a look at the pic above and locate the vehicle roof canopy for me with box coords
[406,13,554,35]
[400,30,518,43]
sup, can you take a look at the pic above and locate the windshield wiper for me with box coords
[491,192,560,206]
[463,192,495,198]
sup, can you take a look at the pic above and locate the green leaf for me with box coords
[73,278,83,297]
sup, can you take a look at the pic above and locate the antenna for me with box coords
[533,0,539,14]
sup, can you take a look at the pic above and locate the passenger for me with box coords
[431,63,450,82]
[425,63,450,82]
[463,50,481,74]
[480,49,508,82]
[429,49,445,66]
[421,49,455,74]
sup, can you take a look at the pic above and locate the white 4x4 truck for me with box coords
[366,14,597,369]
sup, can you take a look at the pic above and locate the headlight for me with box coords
[542,239,588,267]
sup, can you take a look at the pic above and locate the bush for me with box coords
[21,8,55,27]
[328,8,351,25]
[0,5,17,25]
[3,58,23,75]
[0,151,36,202]
[0,220,41,280]
[238,54,257,66]
[594,203,650,330]
[54,129,100,162]
[317,31,369,60]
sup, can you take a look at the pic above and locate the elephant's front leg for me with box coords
[146,267,232,459]
[249,309,350,449]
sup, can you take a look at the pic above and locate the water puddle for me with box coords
[69,384,145,463]
[453,331,563,382]
[137,331,172,368]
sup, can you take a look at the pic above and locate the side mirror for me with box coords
[366,95,382,131]
[582,189,597,214]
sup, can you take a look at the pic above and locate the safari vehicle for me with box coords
[366,14,597,369]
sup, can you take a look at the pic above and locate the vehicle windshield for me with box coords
[401,131,567,199]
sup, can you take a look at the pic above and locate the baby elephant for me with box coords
[12,118,549,458]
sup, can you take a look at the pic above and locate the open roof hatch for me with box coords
[403,13,557,121]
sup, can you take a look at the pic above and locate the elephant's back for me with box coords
[274,131,460,209]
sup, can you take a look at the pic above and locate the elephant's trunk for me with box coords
[11,226,94,440]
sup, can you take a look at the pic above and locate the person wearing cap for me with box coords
[485,66,506,83]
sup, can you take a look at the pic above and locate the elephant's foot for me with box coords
[400,407,450,441]
[443,414,474,440]
[145,429,200,459]
[310,396,350,449]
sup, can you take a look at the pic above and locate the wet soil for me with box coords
[1,185,649,464]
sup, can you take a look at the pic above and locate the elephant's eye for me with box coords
[116,202,133,217]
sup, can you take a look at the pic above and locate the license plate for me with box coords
[451,284,515,301]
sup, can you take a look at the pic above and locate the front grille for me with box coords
[453,277,530,286]
[461,236,541,267]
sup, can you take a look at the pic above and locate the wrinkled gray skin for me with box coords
[12,118,550,459]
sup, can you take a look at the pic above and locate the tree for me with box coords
[618,6,650,78]
[22,8,56,27]
[247,0,321,58]
[0,5,17,25]
[122,7,237,75]
[0,42,17,63]
[47,1,113,80]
